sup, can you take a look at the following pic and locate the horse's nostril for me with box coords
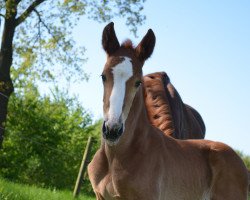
[118,124,123,136]
[118,124,123,133]
[102,121,108,134]
[102,122,123,141]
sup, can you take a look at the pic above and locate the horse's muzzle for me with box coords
[102,121,123,142]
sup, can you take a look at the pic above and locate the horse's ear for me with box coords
[135,29,156,62]
[102,22,120,55]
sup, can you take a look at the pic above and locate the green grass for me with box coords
[0,177,95,200]
[0,177,249,200]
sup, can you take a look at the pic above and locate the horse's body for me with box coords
[89,86,248,200]
[88,22,249,200]
[143,72,205,139]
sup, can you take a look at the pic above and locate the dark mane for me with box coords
[121,39,134,49]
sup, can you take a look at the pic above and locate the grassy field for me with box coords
[0,177,95,200]
[0,177,249,200]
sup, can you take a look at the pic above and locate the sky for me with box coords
[68,1,250,154]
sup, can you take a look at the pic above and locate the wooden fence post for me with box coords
[73,136,93,198]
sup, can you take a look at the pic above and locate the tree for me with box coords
[0,0,146,147]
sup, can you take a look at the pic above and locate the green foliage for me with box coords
[0,86,101,190]
[0,177,95,200]
[236,150,250,170]
[12,0,88,87]
[0,0,147,87]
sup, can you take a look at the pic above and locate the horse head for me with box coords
[101,22,155,145]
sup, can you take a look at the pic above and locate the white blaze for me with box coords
[108,57,133,127]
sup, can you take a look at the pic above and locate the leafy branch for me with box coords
[15,0,46,26]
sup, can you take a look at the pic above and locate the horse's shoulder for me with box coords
[88,148,108,181]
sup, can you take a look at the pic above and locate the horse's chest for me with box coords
[89,150,163,199]
[96,168,161,200]
[98,173,141,199]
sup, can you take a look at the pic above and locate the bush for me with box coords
[237,151,250,170]
[0,86,101,191]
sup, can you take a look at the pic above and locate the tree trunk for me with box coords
[0,3,17,148]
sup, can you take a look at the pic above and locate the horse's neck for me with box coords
[125,84,151,136]
[103,85,151,162]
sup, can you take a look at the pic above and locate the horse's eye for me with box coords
[101,74,106,82]
[135,80,142,88]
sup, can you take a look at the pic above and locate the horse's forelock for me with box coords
[121,39,134,50]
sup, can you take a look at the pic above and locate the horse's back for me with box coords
[181,139,249,200]
[183,104,206,139]
[205,140,248,199]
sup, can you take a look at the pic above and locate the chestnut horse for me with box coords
[143,72,205,139]
[88,22,249,200]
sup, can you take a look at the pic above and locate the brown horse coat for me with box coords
[88,22,249,200]
[89,85,249,200]
[143,72,205,139]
